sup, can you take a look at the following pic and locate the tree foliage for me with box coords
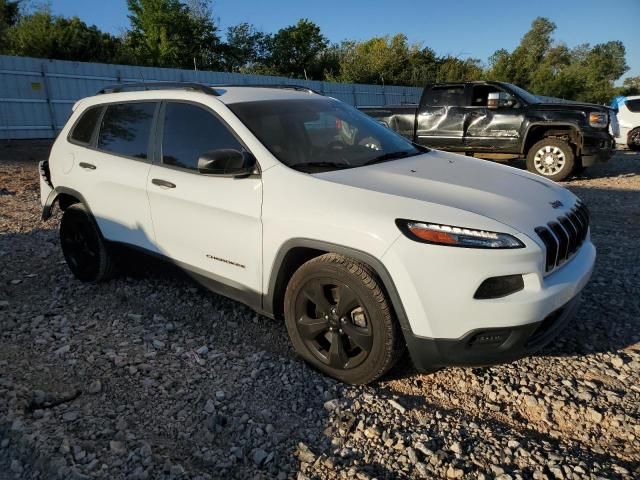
[487,17,629,103]
[0,5,634,103]
[5,9,123,63]
[124,0,220,69]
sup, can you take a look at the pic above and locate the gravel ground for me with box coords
[1,141,638,480]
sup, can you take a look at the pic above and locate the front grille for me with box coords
[535,203,590,272]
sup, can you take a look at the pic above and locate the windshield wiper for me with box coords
[292,161,352,170]
[363,150,416,166]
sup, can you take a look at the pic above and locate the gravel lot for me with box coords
[1,141,638,480]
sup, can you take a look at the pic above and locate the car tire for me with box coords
[526,138,575,182]
[59,203,116,283]
[284,253,404,385]
[628,128,640,151]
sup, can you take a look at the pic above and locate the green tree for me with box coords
[221,22,268,72]
[335,34,434,86]
[488,17,628,103]
[4,8,124,62]
[125,0,221,69]
[437,56,483,83]
[621,76,640,96]
[0,0,20,49]
[263,19,328,79]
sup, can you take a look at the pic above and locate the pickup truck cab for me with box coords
[361,81,615,181]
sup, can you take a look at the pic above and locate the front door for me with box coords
[463,84,525,153]
[146,101,263,298]
[415,84,466,150]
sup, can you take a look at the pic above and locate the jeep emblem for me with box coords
[549,200,563,209]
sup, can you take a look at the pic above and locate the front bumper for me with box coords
[405,294,581,370]
[581,131,615,166]
[383,227,595,370]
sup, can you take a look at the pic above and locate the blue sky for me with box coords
[49,0,639,80]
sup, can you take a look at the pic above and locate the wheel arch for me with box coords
[521,122,582,155]
[42,186,92,221]
[264,239,413,333]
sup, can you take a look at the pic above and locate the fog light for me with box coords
[469,330,509,346]
[474,275,524,299]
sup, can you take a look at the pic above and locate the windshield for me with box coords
[229,98,423,172]
[507,84,541,104]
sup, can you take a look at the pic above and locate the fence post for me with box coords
[352,84,357,107]
[41,62,57,137]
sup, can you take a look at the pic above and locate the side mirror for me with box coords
[488,92,517,109]
[197,149,257,177]
[487,92,500,109]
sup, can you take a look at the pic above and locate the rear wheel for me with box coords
[284,254,403,384]
[60,203,116,282]
[526,138,575,181]
[628,128,640,151]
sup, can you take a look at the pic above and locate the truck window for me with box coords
[626,99,640,113]
[423,86,465,107]
[471,85,518,108]
[471,85,501,106]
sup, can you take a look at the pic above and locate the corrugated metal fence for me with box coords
[0,55,422,140]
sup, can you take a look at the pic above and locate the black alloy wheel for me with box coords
[294,277,373,370]
[59,203,116,282]
[284,253,403,384]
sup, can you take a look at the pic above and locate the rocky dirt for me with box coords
[1,141,638,480]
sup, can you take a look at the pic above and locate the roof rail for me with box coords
[213,84,321,95]
[97,82,220,96]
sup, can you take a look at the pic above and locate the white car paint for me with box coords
[42,86,595,365]
[613,95,640,147]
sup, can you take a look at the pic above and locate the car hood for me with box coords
[531,102,609,113]
[314,150,579,235]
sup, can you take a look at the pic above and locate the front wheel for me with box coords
[284,254,403,384]
[526,138,575,182]
[628,128,640,151]
[60,203,116,282]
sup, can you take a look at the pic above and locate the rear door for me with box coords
[415,85,466,149]
[146,101,263,296]
[71,101,159,251]
[463,84,524,153]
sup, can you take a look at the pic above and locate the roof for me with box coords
[90,82,321,105]
[214,86,320,104]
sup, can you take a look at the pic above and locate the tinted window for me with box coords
[70,106,102,144]
[627,99,640,113]
[229,99,422,172]
[423,86,465,107]
[97,102,156,159]
[162,102,243,171]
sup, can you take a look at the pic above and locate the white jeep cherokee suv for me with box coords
[40,83,595,384]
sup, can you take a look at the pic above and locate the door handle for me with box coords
[79,162,96,170]
[151,178,176,188]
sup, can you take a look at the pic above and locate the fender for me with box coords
[264,238,414,334]
[41,186,92,221]
[520,121,582,155]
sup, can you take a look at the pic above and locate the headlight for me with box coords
[588,112,608,128]
[396,219,524,249]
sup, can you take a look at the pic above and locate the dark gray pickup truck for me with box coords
[361,81,615,181]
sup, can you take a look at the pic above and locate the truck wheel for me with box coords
[526,139,575,181]
[284,253,403,385]
[628,128,640,151]
[59,203,116,283]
